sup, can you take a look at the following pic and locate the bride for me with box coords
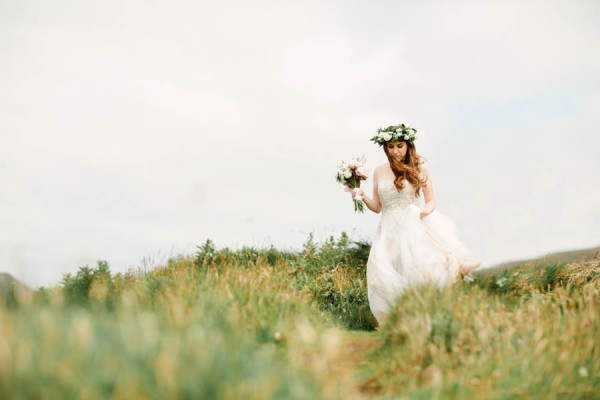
[351,124,480,327]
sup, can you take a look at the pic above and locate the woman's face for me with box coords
[386,141,408,162]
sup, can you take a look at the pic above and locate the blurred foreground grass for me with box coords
[1,235,598,399]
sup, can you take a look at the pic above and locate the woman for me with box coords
[351,124,480,326]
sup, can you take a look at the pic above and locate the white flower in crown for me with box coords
[382,132,392,141]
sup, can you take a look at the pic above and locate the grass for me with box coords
[371,263,599,399]
[1,235,598,399]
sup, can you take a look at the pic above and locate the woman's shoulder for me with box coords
[373,163,390,177]
[373,163,392,184]
[375,162,390,172]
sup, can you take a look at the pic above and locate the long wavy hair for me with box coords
[382,132,427,197]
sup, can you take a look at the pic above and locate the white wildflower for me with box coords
[495,277,508,287]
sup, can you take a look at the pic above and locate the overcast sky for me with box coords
[1,0,599,288]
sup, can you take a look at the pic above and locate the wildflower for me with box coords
[495,277,508,287]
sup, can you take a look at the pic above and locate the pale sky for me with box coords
[1,0,599,288]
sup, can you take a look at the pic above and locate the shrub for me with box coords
[60,260,116,308]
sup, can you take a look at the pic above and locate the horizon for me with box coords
[2,242,599,290]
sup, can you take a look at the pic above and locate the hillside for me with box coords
[0,237,598,398]
[476,245,600,277]
[0,272,33,299]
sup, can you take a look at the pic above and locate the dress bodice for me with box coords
[378,178,419,212]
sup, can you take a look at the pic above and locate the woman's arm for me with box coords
[352,167,382,213]
[419,164,436,218]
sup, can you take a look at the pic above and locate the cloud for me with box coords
[1,0,598,287]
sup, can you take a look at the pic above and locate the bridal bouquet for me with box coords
[335,156,368,213]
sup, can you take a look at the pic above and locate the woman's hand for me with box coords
[419,209,430,219]
[351,188,365,201]
[345,177,382,214]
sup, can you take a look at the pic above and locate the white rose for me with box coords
[403,134,410,140]
[382,132,392,141]
[344,169,352,179]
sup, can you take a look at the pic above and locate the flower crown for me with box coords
[370,123,417,146]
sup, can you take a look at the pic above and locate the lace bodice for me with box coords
[378,178,419,212]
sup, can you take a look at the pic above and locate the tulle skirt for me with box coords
[366,204,479,326]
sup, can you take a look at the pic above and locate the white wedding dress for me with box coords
[366,173,480,326]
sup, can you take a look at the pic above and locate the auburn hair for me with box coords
[382,132,427,197]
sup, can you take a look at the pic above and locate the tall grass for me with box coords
[0,234,372,399]
[370,261,600,399]
[1,235,598,399]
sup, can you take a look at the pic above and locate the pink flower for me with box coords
[356,167,368,179]
[348,162,359,170]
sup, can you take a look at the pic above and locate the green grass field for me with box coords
[1,235,598,399]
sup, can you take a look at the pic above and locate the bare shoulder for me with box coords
[418,160,431,180]
[375,162,390,172]
[373,163,390,179]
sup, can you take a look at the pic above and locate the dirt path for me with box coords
[336,331,383,397]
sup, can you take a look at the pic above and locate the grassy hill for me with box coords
[0,272,33,300]
[477,245,600,277]
[0,236,598,398]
